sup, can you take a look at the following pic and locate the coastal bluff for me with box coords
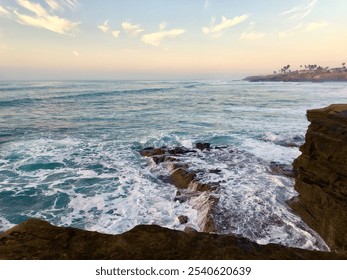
[245,71,347,82]
[0,219,344,260]
[290,104,347,253]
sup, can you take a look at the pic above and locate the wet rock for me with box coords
[139,148,165,157]
[139,144,228,234]
[196,142,211,151]
[178,215,189,224]
[290,104,347,253]
[174,190,189,203]
[168,147,195,155]
[189,180,214,192]
[1,219,346,259]
[209,168,222,174]
[269,162,296,178]
[170,168,196,189]
[174,196,187,203]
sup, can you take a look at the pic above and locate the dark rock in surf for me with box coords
[269,162,296,178]
[178,215,189,224]
[139,147,165,157]
[170,168,196,189]
[196,142,211,151]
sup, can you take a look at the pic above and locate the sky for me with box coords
[0,0,346,80]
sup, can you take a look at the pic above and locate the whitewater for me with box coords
[1,80,346,250]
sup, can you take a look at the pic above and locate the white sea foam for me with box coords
[0,217,16,232]
[0,136,199,234]
[165,147,329,251]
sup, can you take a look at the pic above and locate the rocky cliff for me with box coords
[0,219,345,260]
[290,104,347,253]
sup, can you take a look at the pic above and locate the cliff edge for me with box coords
[290,104,347,253]
[0,219,344,260]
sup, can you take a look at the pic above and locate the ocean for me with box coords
[1,80,346,251]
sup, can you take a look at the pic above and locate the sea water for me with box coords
[0,80,346,250]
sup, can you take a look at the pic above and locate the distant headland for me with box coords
[245,63,347,82]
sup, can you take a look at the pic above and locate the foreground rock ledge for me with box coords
[0,219,345,260]
[290,104,347,253]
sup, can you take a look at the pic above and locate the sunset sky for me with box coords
[0,0,346,80]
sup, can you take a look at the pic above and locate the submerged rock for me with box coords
[178,215,189,224]
[0,219,345,260]
[290,104,347,253]
[196,142,211,151]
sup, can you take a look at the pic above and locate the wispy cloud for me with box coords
[240,21,266,40]
[240,31,266,40]
[305,21,328,31]
[0,6,10,16]
[281,0,317,21]
[45,0,60,11]
[142,29,185,46]
[73,50,80,57]
[122,20,144,37]
[159,21,167,31]
[202,15,249,38]
[278,21,328,38]
[0,0,80,35]
[97,20,109,33]
[111,30,120,38]
[63,0,79,10]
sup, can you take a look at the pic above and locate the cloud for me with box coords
[278,23,303,38]
[0,0,80,35]
[159,21,167,31]
[45,0,79,11]
[45,0,60,11]
[112,30,120,38]
[97,20,109,33]
[63,0,79,10]
[142,29,185,46]
[0,6,10,16]
[280,0,317,21]
[305,21,328,31]
[202,14,249,37]
[73,50,79,57]
[122,20,144,37]
[278,21,328,38]
[240,31,266,40]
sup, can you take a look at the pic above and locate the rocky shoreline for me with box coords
[245,72,347,82]
[1,104,347,259]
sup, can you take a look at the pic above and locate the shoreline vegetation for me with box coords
[245,63,347,82]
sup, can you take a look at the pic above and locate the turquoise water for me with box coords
[1,80,346,249]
